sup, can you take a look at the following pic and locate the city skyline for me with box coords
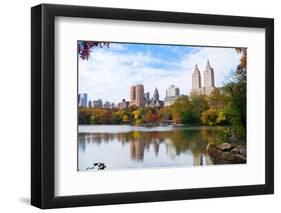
[79,63,209,108]
[79,42,241,103]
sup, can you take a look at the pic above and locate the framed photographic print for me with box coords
[31,3,274,209]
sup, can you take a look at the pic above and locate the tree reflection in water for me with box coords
[78,126,227,171]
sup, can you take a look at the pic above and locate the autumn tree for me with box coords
[172,96,191,124]
[216,111,227,125]
[89,108,112,124]
[159,106,173,121]
[133,110,141,120]
[122,115,129,123]
[235,48,247,82]
[78,107,92,124]
[78,41,110,60]
[207,88,228,109]
[200,108,218,126]
[144,109,160,123]
[221,48,247,138]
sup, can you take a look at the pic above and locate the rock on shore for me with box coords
[207,142,246,164]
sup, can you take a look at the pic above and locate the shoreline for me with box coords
[78,123,232,128]
[78,124,232,134]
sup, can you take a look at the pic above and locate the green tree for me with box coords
[181,111,198,125]
[78,107,92,124]
[216,111,227,125]
[172,96,190,124]
[159,107,173,121]
[220,48,247,138]
[207,88,228,109]
[201,108,218,126]
[189,95,208,124]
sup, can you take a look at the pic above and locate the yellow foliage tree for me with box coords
[122,115,129,123]
[216,111,226,125]
[133,110,140,120]
[200,108,218,126]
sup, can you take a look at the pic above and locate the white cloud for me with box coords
[181,47,241,86]
[79,45,241,104]
[108,43,127,51]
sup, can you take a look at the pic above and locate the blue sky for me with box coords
[78,42,241,104]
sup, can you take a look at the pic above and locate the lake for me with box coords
[78,125,226,172]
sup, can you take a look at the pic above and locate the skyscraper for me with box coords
[203,60,215,95]
[103,101,110,108]
[92,99,103,108]
[191,61,215,96]
[144,92,150,102]
[78,93,88,107]
[88,101,92,108]
[119,99,130,109]
[164,85,180,106]
[130,84,145,107]
[148,87,164,108]
[192,64,201,90]
[153,87,159,101]
[166,85,180,97]
[136,84,145,107]
[130,85,136,105]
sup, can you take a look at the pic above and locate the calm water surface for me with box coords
[78,125,226,172]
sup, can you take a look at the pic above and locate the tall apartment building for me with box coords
[191,61,215,96]
[92,99,103,108]
[78,93,88,107]
[164,85,180,106]
[130,84,145,107]
[144,92,150,102]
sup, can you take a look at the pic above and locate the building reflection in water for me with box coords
[78,140,86,152]
[130,138,145,161]
[78,127,227,166]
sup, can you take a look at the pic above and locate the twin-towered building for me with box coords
[130,84,164,107]
[130,84,145,107]
[191,61,215,96]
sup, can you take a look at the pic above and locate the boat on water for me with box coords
[173,123,185,127]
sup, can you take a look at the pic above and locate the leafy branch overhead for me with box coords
[78,41,110,60]
[235,48,247,82]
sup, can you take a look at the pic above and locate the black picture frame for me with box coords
[31,3,274,209]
